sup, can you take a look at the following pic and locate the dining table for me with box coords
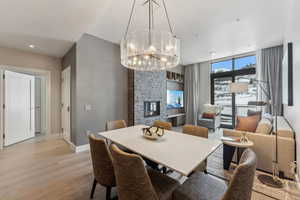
[99,125,221,176]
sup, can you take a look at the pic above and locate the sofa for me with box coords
[223,116,295,179]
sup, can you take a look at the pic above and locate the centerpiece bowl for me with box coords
[142,126,165,140]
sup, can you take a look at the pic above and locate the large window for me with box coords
[211,55,256,128]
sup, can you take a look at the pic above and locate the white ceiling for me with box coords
[0,0,297,64]
[0,0,108,57]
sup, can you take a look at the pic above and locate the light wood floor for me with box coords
[0,135,116,200]
[0,135,299,200]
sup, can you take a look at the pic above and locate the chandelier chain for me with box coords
[124,0,137,39]
[162,0,174,36]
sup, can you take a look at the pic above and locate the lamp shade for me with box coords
[229,82,249,93]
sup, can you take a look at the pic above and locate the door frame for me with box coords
[61,66,71,143]
[0,65,52,150]
[211,66,256,129]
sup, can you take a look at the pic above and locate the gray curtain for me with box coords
[261,45,283,115]
[184,62,210,125]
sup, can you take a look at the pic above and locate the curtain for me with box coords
[260,45,283,115]
[184,62,210,125]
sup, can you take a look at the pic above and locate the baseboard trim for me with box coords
[74,144,90,153]
[63,138,90,153]
[295,174,300,189]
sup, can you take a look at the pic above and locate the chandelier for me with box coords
[121,0,180,71]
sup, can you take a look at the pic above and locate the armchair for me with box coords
[198,104,222,131]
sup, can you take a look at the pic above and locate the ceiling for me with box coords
[0,0,297,64]
[0,0,107,57]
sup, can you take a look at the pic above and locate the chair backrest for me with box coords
[153,120,172,130]
[106,120,127,131]
[221,149,257,200]
[89,135,115,187]
[110,144,159,200]
[182,124,208,138]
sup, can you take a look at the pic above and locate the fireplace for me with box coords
[144,101,160,118]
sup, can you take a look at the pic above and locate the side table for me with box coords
[222,139,254,170]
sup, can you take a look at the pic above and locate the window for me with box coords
[211,60,232,73]
[210,55,256,128]
[211,55,256,73]
[234,55,256,71]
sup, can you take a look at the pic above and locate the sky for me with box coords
[212,55,256,72]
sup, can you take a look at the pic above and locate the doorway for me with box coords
[1,69,49,147]
[4,71,35,146]
[211,55,257,128]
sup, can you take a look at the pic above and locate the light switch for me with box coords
[85,104,92,111]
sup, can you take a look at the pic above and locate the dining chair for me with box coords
[153,120,172,130]
[148,120,172,172]
[106,120,127,131]
[182,124,209,173]
[173,149,257,200]
[89,135,116,200]
[110,144,179,200]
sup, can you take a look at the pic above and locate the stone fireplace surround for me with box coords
[128,70,167,126]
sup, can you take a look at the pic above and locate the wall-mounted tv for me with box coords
[167,90,184,109]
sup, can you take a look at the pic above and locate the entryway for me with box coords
[0,67,50,148]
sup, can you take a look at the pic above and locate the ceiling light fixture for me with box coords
[209,51,216,56]
[121,0,180,71]
[29,44,35,48]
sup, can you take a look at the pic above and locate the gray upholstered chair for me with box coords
[182,124,208,173]
[110,144,179,200]
[106,120,127,131]
[173,149,257,200]
[89,135,115,200]
[153,120,172,130]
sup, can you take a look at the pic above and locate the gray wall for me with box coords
[62,44,77,144]
[74,34,128,146]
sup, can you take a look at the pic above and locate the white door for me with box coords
[4,71,35,146]
[61,67,71,142]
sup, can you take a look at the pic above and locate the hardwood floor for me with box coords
[0,134,299,200]
[0,135,117,200]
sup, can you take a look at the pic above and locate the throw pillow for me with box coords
[202,112,215,119]
[263,113,274,123]
[256,118,272,135]
[236,115,260,132]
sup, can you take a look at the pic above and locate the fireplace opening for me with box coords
[144,101,160,117]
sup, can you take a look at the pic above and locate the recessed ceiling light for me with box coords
[29,44,35,48]
[209,51,216,56]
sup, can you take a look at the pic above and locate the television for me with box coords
[167,90,184,109]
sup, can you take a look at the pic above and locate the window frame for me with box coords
[210,54,256,128]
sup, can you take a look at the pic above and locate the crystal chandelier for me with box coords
[121,0,180,71]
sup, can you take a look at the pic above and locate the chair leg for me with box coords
[106,186,112,200]
[90,179,97,199]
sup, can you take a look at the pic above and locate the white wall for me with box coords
[283,40,300,178]
[283,0,300,179]
[0,47,61,134]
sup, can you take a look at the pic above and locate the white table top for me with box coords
[99,125,221,176]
